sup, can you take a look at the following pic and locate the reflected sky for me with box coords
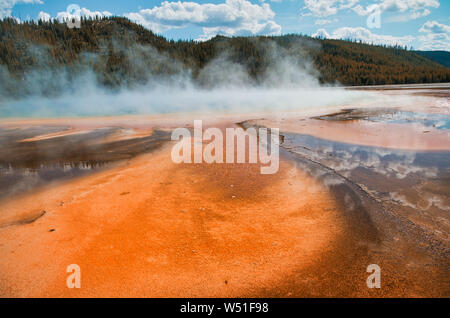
[0,126,170,200]
[314,108,450,130]
[367,111,450,130]
[282,133,450,216]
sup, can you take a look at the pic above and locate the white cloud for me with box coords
[0,0,42,19]
[353,0,440,21]
[313,28,330,37]
[37,10,50,21]
[419,20,450,34]
[302,0,359,17]
[418,33,450,50]
[313,26,414,46]
[125,0,281,39]
[56,7,112,22]
[418,20,450,50]
[198,20,281,40]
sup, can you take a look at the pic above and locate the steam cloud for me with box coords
[0,37,388,118]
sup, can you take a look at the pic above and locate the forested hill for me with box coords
[414,51,450,68]
[1,16,449,94]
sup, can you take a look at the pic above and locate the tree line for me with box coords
[0,16,449,95]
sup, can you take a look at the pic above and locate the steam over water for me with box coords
[2,80,444,118]
[1,37,447,118]
[0,86,376,118]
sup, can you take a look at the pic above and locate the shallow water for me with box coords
[366,111,449,130]
[315,108,450,130]
[242,101,450,248]
[0,126,170,200]
[0,164,106,200]
[280,128,450,244]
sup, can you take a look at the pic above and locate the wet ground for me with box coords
[347,83,450,99]
[313,108,450,130]
[0,86,449,297]
[311,108,449,248]
[241,104,450,296]
[0,126,170,200]
[244,106,450,244]
[277,131,450,242]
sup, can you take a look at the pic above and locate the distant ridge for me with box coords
[0,16,449,96]
[415,51,450,68]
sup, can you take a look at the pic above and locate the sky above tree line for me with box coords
[2,0,449,50]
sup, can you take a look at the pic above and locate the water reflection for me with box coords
[0,126,170,200]
[282,133,450,237]
[369,111,450,130]
[0,163,107,200]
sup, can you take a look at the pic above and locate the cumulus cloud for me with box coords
[420,20,450,33]
[313,28,331,38]
[56,7,112,22]
[124,0,281,39]
[313,26,414,46]
[31,6,113,24]
[418,20,450,50]
[37,10,50,22]
[302,0,359,17]
[353,0,440,22]
[0,0,42,18]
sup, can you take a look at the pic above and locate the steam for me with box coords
[0,37,380,118]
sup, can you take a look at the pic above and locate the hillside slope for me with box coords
[0,16,449,97]
[415,51,450,68]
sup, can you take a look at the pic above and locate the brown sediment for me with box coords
[19,128,91,142]
[411,90,450,98]
[345,83,450,91]
[0,113,264,131]
[0,209,46,228]
[19,127,155,143]
[100,128,154,143]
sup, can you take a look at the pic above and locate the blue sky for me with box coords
[3,0,450,50]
